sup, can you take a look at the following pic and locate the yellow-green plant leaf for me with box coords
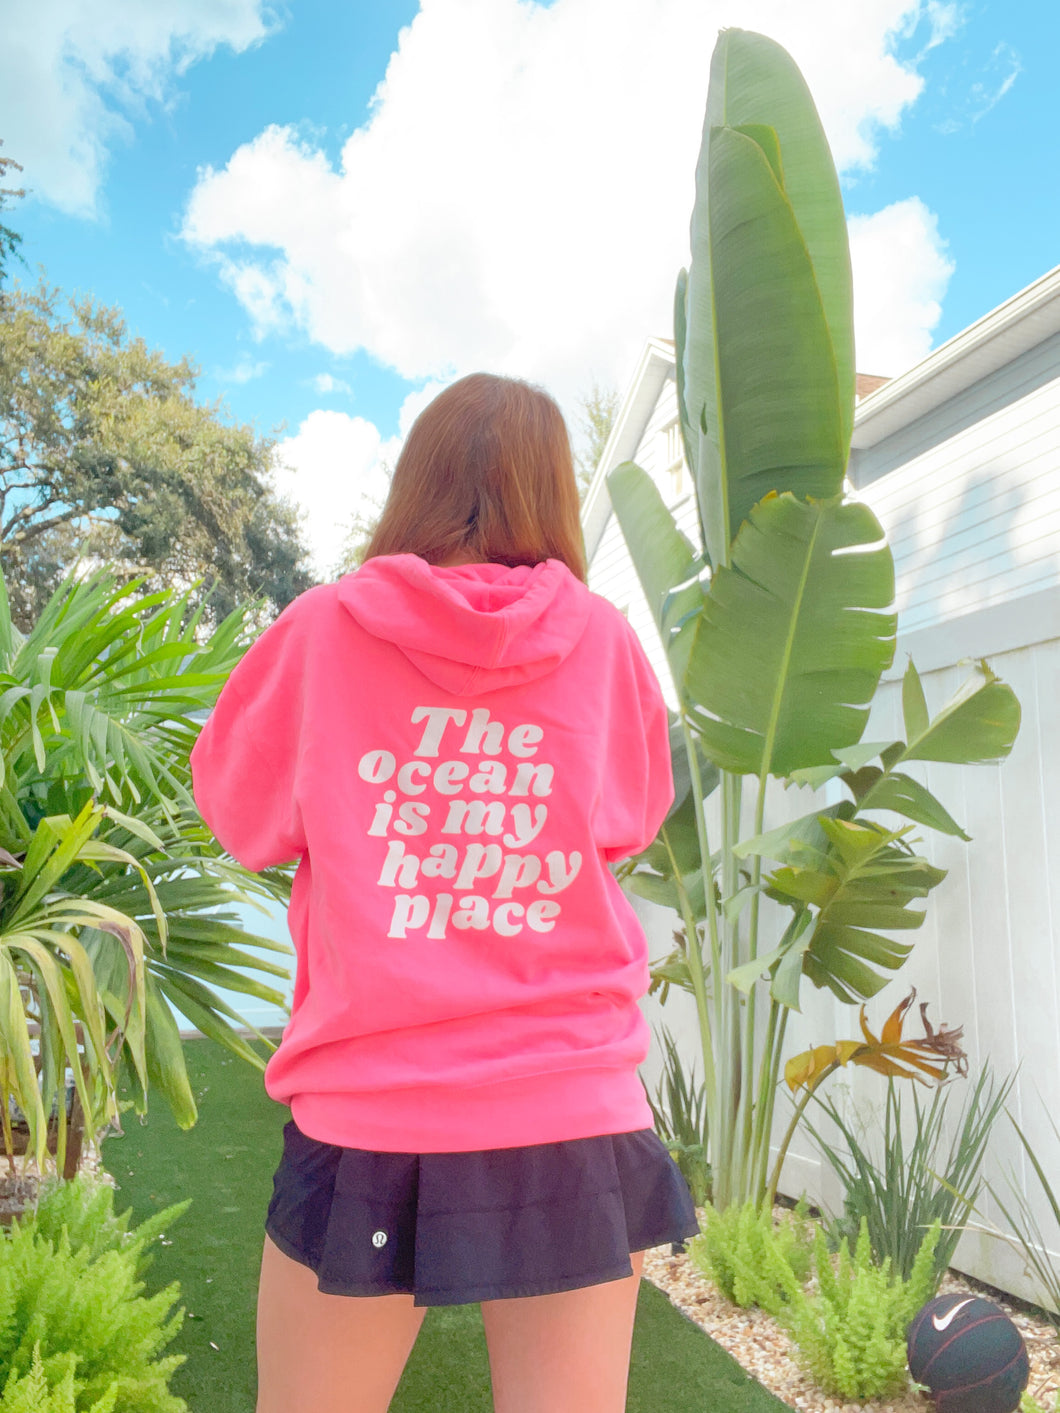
[854,771,970,840]
[891,661,1020,765]
[902,660,930,740]
[138,976,197,1129]
[0,951,47,1161]
[732,806,848,862]
[76,837,168,952]
[8,935,101,1130]
[763,820,946,1004]
[100,804,168,856]
[7,804,102,923]
[684,494,896,776]
[37,904,147,1039]
[682,30,854,563]
[605,460,706,683]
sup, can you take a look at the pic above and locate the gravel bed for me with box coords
[642,1208,1060,1412]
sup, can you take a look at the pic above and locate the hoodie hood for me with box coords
[338,555,592,694]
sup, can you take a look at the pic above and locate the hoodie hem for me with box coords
[286,1067,654,1154]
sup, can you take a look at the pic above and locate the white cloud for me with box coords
[848,199,955,375]
[968,42,1022,125]
[311,373,352,395]
[0,0,270,216]
[271,410,393,579]
[272,383,457,576]
[933,37,1022,136]
[393,380,451,438]
[182,0,941,418]
[897,0,963,59]
[216,357,268,384]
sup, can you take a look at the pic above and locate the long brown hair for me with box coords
[364,373,587,581]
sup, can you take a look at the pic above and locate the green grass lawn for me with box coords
[102,1038,790,1412]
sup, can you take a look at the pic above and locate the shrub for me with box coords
[0,566,293,1159]
[775,1217,940,1402]
[1,1346,116,1412]
[688,1198,813,1310]
[0,1178,189,1412]
[27,1178,177,1278]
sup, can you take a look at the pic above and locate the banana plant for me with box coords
[608,30,1021,1208]
[0,565,293,1144]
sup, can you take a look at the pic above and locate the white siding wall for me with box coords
[852,332,1060,634]
[598,356,1060,1308]
[843,343,1060,1303]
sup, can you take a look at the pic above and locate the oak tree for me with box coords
[0,282,315,628]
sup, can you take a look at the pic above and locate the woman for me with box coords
[190,373,700,1413]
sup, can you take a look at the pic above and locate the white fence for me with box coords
[635,612,1060,1308]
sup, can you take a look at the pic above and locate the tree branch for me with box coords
[1,504,83,545]
[0,480,46,496]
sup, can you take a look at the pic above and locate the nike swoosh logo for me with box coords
[932,1298,976,1332]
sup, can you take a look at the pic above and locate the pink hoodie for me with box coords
[190,555,673,1152]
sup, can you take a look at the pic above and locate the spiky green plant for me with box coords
[643,1021,711,1207]
[0,567,291,1158]
[806,1065,1012,1287]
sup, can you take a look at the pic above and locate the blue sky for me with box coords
[3,0,1057,574]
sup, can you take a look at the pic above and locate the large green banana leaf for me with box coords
[766,817,946,1005]
[606,460,705,685]
[683,492,896,777]
[732,811,944,1006]
[831,662,1020,832]
[681,29,854,565]
[890,659,1021,765]
[702,29,855,437]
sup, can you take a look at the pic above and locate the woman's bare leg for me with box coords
[255,1234,428,1413]
[480,1250,646,1413]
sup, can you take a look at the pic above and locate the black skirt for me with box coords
[265,1119,701,1306]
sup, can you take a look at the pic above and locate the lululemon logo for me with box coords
[372,1230,388,1248]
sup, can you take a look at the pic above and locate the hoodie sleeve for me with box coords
[595,618,675,864]
[190,603,308,871]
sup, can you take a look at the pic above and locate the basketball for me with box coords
[907,1293,1030,1412]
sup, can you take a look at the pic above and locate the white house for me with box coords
[584,265,1060,1303]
